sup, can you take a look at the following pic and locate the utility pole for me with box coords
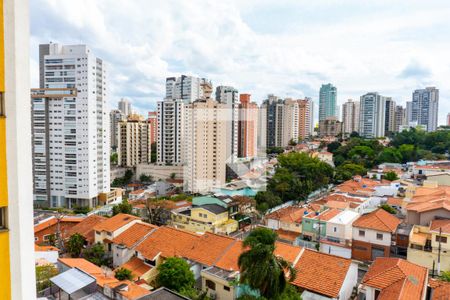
[438,227,442,275]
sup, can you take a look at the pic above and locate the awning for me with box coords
[50,268,96,295]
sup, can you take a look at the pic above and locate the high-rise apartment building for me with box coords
[359,92,388,138]
[298,98,313,140]
[32,43,110,208]
[216,86,239,162]
[342,99,360,135]
[148,111,158,145]
[1,0,37,298]
[157,99,185,165]
[165,75,211,103]
[110,109,125,150]
[262,94,284,148]
[118,98,132,116]
[319,117,342,137]
[447,113,450,126]
[257,104,267,154]
[411,87,439,132]
[406,101,413,124]
[238,94,258,159]
[385,98,396,135]
[117,114,152,167]
[282,99,300,145]
[184,99,227,193]
[319,83,337,122]
[394,105,406,132]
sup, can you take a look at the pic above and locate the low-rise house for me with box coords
[391,223,412,258]
[103,280,151,300]
[265,206,310,235]
[405,186,450,225]
[34,215,83,244]
[128,189,148,201]
[358,257,428,300]
[171,199,238,234]
[407,219,450,272]
[320,210,360,258]
[98,188,123,205]
[301,208,342,242]
[66,214,107,246]
[93,213,142,251]
[352,209,401,261]
[111,222,157,268]
[132,200,191,225]
[291,249,358,300]
[426,173,450,186]
[429,278,450,300]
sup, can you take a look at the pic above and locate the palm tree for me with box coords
[238,228,296,299]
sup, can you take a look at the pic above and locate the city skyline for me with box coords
[30,0,450,124]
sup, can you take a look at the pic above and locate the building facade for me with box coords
[282,98,299,145]
[298,98,313,140]
[32,43,110,208]
[359,92,388,138]
[117,114,152,167]
[394,105,406,132]
[118,98,131,117]
[110,109,125,150]
[319,83,337,122]
[165,75,211,103]
[216,86,239,162]
[148,111,158,145]
[319,117,342,137]
[411,87,439,132]
[184,99,228,193]
[262,94,284,148]
[1,0,37,298]
[238,94,258,159]
[384,97,396,135]
[342,99,360,135]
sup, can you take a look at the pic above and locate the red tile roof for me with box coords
[117,257,152,279]
[67,215,107,244]
[112,223,157,248]
[58,258,119,287]
[93,213,141,233]
[291,249,352,298]
[430,219,450,234]
[429,279,450,300]
[34,216,83,233]
[265,206,310,224]
[352,209,401,233]
[361,257,428,300]
[106,280,151,300]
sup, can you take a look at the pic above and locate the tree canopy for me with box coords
[67,233,86,257]
[156,257,196,293]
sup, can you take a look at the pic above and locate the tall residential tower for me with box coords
[319,83,337,122]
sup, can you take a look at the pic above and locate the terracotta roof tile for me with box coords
[117,257,152,279]
[430,219,450,234]
[58,258,119,287]
[93,213,141,233]
[361,257,428,300]
[275,229,300,242]
[34,216,83,233]
[291,249,352,298]
[67,215,107,244]
[265,206,310,224]
[35,244,59,252]
[112,223,157,249]
[353,209,400,232]
[387,197,404,206]
[183,233,236,266]
[429,279,450,300]
[106,280,151,300]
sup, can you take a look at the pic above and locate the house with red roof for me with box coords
[358,257,428,300]
[34,215,84,244]
[351,209,401,261]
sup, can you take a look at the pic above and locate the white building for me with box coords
[282,99,300,146]
[118,98,131,117]
[359,92,388,138]
[342,99,360,135]
[216,86,239,162]
[411,87,439,132]
[32,43,110,208]
[165,75,211,103]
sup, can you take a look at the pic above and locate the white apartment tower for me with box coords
[118,98,132,116]
[184,99,228,193]
[412,87,439,132]
[216,86,239,162]
[157,99,185,165]
[32,43,110,208]
[342,99,360,135]
[117,115,152,167]
[165,75,211,103]
[359,92,387,138]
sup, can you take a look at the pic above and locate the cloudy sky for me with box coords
[30,0,450,124]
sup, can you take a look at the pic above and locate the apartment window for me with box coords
[436,235,447,244]
[223,286,231,292]
[359,230,365,237]
[205,280,216,291]
[333,227,337,233]
[0,207,7,230]
[376,233,383,240]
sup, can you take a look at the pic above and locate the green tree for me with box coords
[139,174,153,183]
[112,199,133,216]
[380,204,397,214]
[156,257,195,292]
[335,163,367,182]
[327,141,341,154]
[384,171,399,181]
[110,152,118,165]
[255,191,282,212]
[439,270,450,282]
[238,228,296,299]
[67,233,86,257]
[72,206,91,214]
[398,144,417,163]
[124,169,134,183]
[376,148,402,164]
[266,147,284,155]
[36,264,59,292]
[115,268,133,280]
[83,243,107,266]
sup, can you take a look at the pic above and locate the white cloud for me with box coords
[30,0,450,124]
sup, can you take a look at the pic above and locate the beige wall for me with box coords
[135,164,183,181]
[201,271,235,300]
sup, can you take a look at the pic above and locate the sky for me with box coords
[30,0,450,124]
